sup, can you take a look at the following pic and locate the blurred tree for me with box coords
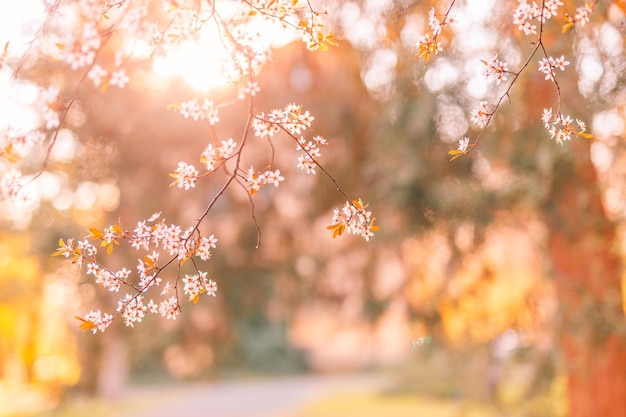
[0,233,81,409]
[338,1,626,415]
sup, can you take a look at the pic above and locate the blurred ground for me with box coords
[113,373,386,417]
[24,373,390,417]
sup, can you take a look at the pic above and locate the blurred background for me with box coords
[1,1,625,416]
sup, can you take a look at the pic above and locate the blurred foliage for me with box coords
[290,392,498,417]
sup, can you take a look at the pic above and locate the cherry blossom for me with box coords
[37,86,61,130]
[470,101,490,128]
[175,99,219,124]
[327,199,378,242]
[170,161,199,190]
[538,55,569,81]
[32,0,372,333]
[458,137,470,152]
[482,55,509,85]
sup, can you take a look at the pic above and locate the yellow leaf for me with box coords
[327,223,345,238]
[447,149,467,161]
[1,144,20,163]
[75,316,96,331]
[562,22,573,33]
[52,238,71,256]
[50,244,66,256]
[352,198,365,210]
[192,294,200,304]
[578,132,594,139]
[89,228,104,239]
[369,218,380,232]
[325,34,339,47]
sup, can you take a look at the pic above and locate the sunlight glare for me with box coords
[152,15,296,91]
[0,0,44,56]
[153,28,231,91]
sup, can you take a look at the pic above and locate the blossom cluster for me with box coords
[238,81,261,100]
[481,55,509,85]
[169,136,239,189]
[246,167,285,195]
[88,64,130,90]
[170,161,199,190]
[172,98,220,124]
[299,15,338,52]
[11,0,375,334]
[542,108,593,145]
[513,0,563,35]
[327,199,379,242]
[415,7,454,60]
[38,86,62,131]
[252,104,327,175]
[243,0,336,51]
[563,2,596,32]
[200,138,237,172]
[470,101,491,129]
[0,129,45,165]
[53,212,219,332]
[448,137,471,161]
[253,104,315,139]
[183,271,217,303]
[0,168,25,201]
[59,22,101,70]
[538,55,569,82]
[296,135,327,175]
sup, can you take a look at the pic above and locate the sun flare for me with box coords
[152,28,231,91]
[151,15,296,92]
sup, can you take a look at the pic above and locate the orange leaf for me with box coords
[369,218,380,232]
[327,223,345,238]
[75,316,96,331]
[89,228,104,239]
[52,238,67,256]
[448,149,468,161]
[1,144,20,163]
[562,22,573,33]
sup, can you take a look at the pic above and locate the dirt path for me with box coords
[113,373,388,417]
